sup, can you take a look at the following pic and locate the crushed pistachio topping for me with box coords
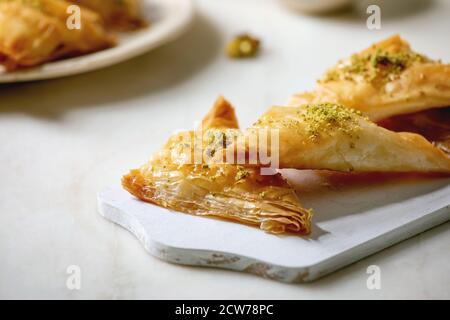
[206,130,228,148]
[191,163,226,182]
[320,48,429,84]
[298,103,366,139]
[235,166,250,181]
[204,129,238,161]
[226,34,260,59]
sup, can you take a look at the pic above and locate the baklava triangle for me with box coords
[122,97,312,235]
[291,35,450,122]
[0,0,114,70]
[219,103,450,173]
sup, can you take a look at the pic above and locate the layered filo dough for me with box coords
[122,97,312,235]
[0,0,114,70]
[122,36,450,235]
[290,35,450,155]
[215,103,450,173]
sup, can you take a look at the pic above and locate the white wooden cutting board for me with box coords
[98,171,450,282]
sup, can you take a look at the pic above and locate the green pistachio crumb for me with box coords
[226,34,260,59]
[235,166,250,181]
[320,48,430,84]
[299,103,366,140]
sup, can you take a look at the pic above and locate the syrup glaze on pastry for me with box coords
[122,97,312,235]
[291,35,450,122]
[0,0,115,70]
[219,103,450,173]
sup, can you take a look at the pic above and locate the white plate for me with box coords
[0,0,194,83]
[98,172,450,283]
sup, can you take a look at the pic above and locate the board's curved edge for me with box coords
[97,190,313,283]
[97,185,450,283]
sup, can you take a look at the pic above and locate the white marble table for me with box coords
[0,0,449,299]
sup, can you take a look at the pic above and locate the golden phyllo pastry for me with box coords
[69,0,146,30]
[222,103,450,173]
[0,2,63,69]
[0,0,114,70]
[122,97,312,235]
[291,35,450,122]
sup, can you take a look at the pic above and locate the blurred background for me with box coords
[0,0,449,299]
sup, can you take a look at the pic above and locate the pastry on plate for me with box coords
[0,0,114,70]
[291,35,450,122]
[122,97,312,235]
[217,103,450,173]
[69,0,146,30]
